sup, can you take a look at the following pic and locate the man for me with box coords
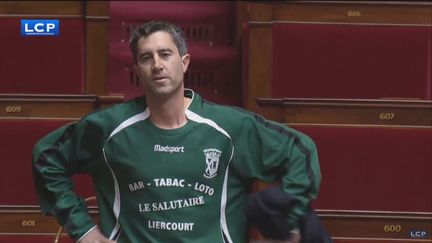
[33,21,323,243]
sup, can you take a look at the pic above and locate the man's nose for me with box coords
[152,56,163,71]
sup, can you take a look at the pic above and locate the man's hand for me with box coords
[78,227,115,243]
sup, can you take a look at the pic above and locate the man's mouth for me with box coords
[152,76,167,81]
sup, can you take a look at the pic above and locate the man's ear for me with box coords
[182,54,191,73]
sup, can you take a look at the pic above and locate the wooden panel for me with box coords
[0,206,98,235]
[85,1,109,17]
[257,98,432,127]
[246,2,273,22]
[0,95,123,119]
[319,210,432,241]
[243,3,273,111]
[235,2,249,45]
[85,1,109,95]
[246,23,272,111]
[272,1,432,25]
[0,95,96,119]
[98,95,126,109]
[0,1,83,16]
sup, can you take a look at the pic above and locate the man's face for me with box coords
[133,31,190,96]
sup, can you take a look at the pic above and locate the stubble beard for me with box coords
[145,77,184,97]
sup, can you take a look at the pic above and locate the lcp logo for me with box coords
[410,230,428,239]
[20,19,59,36]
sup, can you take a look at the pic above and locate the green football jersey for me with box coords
[33,90,321,243]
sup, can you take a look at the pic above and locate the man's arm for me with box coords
[32,120,101,240]
[232,113,321,236]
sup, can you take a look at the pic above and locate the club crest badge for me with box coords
[203,149,222,179]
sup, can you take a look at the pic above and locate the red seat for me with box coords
[0,236,73,243]
[292,125,432,212]
[0,119,95,205]
[272,23,432,100]
[185,44,241,105]
[0,18,84,94]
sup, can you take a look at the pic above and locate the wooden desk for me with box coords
[257,98,432,127]
[0,94,123,119]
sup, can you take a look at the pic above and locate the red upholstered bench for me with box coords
[271,23,431,100]
[0,119,95,205]
[107,2,241,105]
[0,18,84,94]
[108,1,236,46]
[291,125,432,212]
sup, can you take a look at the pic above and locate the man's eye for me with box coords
[139,56,151,62]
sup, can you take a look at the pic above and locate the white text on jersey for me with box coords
[154,144,185,153]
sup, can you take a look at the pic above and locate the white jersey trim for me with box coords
[103,108,150,240]
[185,110,231,139]
[185,110,234,243]
[220,147,235,243]
[108,109,150,139]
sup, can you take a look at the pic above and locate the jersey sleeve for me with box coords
[32,118,102,240]
[231,112,322,231]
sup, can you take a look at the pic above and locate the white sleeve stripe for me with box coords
[102,148,122,240]
[76,225,98,242]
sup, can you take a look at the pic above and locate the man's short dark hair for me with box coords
[129,20,188,64]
